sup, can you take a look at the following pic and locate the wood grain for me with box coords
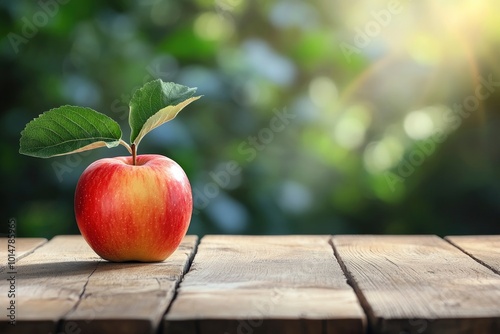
[61,235,198,334]
[0,235,197,334]
[0,238,47,266]
[164,235,366,334]
[446,235,500,275]
[332,235,500,334]
[0,235,101,334]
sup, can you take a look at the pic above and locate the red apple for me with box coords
[74,154,192,262]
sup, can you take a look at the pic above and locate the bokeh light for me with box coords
[2,0,500,238]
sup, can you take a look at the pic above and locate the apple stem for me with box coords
[131,143,137,166]
[118,140,137,165]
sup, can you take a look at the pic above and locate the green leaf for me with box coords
[20,106,122,158]
[129,79,201,147]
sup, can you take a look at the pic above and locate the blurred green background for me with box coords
[2,0,500,238]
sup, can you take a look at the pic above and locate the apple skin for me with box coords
[74,154,192,262]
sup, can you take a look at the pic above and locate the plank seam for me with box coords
[322,319,328,334]
[16,239,49,262]
[160,236,201,334]
[444,237,500,276]
[56,261,101,333]
[329,237,372,334]
[0,239,48,273]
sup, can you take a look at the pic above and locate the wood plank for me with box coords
[164,235,366,334]
[0,238,47,265]
[446,235,500,275]
[0,235,198,334]
[0,235,101,334]
[60,235,198,334]
[332,235,500,334]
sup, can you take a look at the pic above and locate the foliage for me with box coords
[1,0,500,238]
[19,80,200,158]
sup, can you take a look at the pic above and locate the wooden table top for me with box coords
[1,235,499,334]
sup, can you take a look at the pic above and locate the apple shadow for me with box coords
[4,261,101,279]
[6,260,167,279]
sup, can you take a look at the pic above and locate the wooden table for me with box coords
[1,235,499,334]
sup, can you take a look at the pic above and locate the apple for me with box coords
[74,154,192,262]
[19,79,201,262]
